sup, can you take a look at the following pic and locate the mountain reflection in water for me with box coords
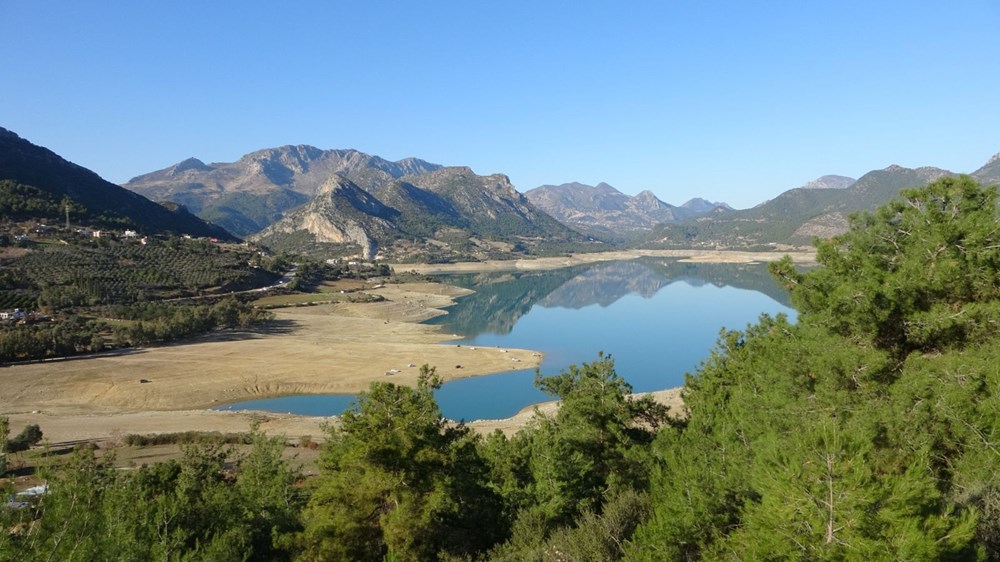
[220,259,796,420]
[425,258,793,337]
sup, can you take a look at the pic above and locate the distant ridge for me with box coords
[0,127,234,239]
[645,164,970,248]
[972,151,1000,186]
[799,175,856,190]
[524,181,729,238]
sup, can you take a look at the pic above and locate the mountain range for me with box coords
[125,145,583,260]
[125,146,444,237]
[524,182,731,238]
[0,127,232,239]
[644,155,1000,248]
[5,125,997,255]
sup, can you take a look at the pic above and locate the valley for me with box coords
[0,247,799,444]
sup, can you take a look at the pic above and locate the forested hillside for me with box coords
[3,175,1000,560]
[0,128,234,240]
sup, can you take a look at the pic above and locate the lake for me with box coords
[217,259,796,420]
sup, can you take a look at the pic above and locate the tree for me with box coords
[6,427,302,561]
[485,354,671,558]
[632,178,1000,559]
[771,175,1000,356]
[529,353,669,524]
[4,423,43,454]
[0,416,8,475]
[297,366,503,561]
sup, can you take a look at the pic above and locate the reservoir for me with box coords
[218,259,796,420]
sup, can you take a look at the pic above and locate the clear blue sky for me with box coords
[2,1,997,209]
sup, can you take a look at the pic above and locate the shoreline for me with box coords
[0,281,543,444]
[392,248,816,275]
[1,249,801,444]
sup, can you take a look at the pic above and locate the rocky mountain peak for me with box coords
[632,190,667,209]
[168,157,211,176]
[799,175,856,190]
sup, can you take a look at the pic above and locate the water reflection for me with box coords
[219,259,795,420]
[426,258,792,337]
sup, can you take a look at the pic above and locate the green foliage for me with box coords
[771,175,1000,356]
[631,177,1000,560]
[3,237,276,309]
[0,416,7,475]
[122,430,253,447]
[297,366,503,561]
[530,354,668,522]
[4,423,43,454]
[0,299,271,362]
[484,354,669,559]
[0,180,86,219]
[0,426,303,562]
[5,175,1000,560]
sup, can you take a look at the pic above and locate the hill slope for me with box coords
[124,146,442,236]
[252,167,583,261]
[0,127,233,239]
[646,166,956,248]
[972,152,1000,186]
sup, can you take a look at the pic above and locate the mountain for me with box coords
[124,146,443,236]
[0,127,234,239]
[253,175,400,259]
[252,167,582,261]
[524,182,728,238]
[646,166,955,248]
[799,175,856,190]
[679,197,733,217]
[972,152,1000,187]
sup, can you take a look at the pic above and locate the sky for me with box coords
[1,1,998,209]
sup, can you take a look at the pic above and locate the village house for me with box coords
[0,309,27,321]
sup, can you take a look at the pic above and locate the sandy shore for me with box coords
[2,249,800,445]
[394,248,816,275]
[1,282,542,444]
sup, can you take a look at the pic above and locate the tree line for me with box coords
[0,298,271,363]
[2,175,1000,560]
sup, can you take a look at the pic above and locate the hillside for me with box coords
[124,146,442,236]
[251,175,400,259]
[645,165,956,248]
[525,181,729,238]
[972,151,1000,186]
[0,128,233,239]
[252,167,584,261]
[799,174,855,190]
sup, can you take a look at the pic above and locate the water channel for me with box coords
[218,259,796,420]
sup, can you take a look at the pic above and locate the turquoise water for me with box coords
[216,260,796,420]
